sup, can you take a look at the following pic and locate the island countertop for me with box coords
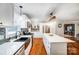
[44,34,75,43]
[0,42,25,55]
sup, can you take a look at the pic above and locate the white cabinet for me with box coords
[15,35,33,55]
[24,35,33,55]
[25,37,32,55]
[15,45,25,55]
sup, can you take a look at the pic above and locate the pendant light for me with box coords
[19,6,23,15]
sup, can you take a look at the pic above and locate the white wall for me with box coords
[0,3,14,26]
[55,21,64,36]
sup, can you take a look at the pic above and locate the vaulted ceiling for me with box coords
[15,3,79,22]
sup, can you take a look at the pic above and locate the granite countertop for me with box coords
[44,34,75,43]
[0,42,25,55]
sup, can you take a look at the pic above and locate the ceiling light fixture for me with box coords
[48,4,61,21]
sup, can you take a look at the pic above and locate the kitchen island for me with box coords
[43,34,75,55]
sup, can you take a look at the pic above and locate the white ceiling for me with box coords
[15,3,79,22]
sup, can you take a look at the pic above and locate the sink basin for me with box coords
[14,37,28,42]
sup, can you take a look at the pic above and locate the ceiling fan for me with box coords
[48,9,56,21]
[48,4,61,21]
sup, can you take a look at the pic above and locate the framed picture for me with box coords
[64,24,75,36]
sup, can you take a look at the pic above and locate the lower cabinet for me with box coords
[15,36,32,55]
[67,42,79,55]
[25,38,32,55]
[15,45,25,55]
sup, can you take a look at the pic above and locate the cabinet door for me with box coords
[15,45,25,55]
[25,39,30,49]
[25,38,32,55]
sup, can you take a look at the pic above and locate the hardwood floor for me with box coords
[66,37,79,55]
[67,42,79,55]
[29,38,47,55]
[29,37,79,55]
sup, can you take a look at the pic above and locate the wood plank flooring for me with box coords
[29,38,47,55]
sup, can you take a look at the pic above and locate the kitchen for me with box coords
[0,3,79,55]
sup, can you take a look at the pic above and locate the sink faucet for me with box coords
[16,31,21,38]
